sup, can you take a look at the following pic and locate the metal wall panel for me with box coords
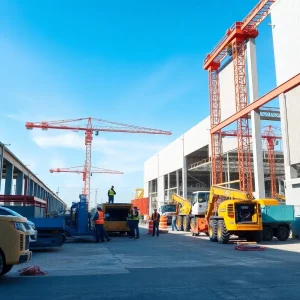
[157,175,164,204]
[158,137,183,176]
[143,181,149,198]
[184,117,210,156]
[144,155,158,182]
[271,0,300,86]
[219,61,236,122]
[285,86,300,165]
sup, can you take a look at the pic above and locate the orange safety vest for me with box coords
[95,211,104,224]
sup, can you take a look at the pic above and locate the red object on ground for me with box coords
[235,244,265,251]
[18,266,47,276]
[131,198,149,216]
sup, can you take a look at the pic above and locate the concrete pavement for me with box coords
[1,227,300,299]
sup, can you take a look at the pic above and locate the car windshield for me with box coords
[0,207,23,217]
[192,192,209,204]
[161,205,176,213]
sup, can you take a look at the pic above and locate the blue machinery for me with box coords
[29,194,96,248]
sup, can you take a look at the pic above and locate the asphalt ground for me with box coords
[1,226,300,300]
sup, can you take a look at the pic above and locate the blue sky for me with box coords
[0,0,278,207]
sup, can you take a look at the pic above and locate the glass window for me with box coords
[198,193,209,203]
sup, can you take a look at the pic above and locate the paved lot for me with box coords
[1,227,300,299]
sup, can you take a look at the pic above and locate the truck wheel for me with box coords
[183,216,191,232]
[0,252,13,276]
[176,216,184,231]
[247,231,262,243]
[208,219,218,242]
[276,226,290,241]
[217,219,230,244]
[262,226,273,241]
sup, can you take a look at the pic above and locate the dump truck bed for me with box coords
[261,205,295,223]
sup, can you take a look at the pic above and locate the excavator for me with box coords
[172,185,263,244]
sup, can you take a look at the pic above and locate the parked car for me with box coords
[0,207,37,243]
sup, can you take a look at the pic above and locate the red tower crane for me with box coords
[221,125,282,198]
[203,0,275,196]
[263,125,282,198]
[26,117,171,206]
[49,166,124,196]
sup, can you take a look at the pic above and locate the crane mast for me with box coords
[203,0,275,198]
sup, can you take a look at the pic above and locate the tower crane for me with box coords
[221,125,282,198]
[26,117,171,207]
[203,0,275,196]
[263,125,282,198]
[50,165,123,196]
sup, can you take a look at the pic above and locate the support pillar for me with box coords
[279,93,298,182]
[16,172,24,195]
[167,173,170,201]
[227,153,230,188]
[176,170,179,194]
[182,157,187,199]
[4,163,14,195]
[247,38,265,198]
[29,179,34,196]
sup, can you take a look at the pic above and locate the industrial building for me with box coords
[144,0,300,215]
[0,142,66,214]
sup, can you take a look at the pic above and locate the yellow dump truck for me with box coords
[0,215,32,276]
[100,203,132,234]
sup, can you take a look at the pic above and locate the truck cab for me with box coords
[158,204,177,225]
[0,215,32,276]
[191,191,210,216]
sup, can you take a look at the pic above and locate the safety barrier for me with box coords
[148,220,153,235]
[159,215,168,233]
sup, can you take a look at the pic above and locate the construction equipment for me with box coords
[134,188,144,199]
[171,191,210,231]
[50,166,123,197]
[0,215,32,276]
[25,117,171,209]
[204,0,276,194]
[157,203,176,225]
[64,194,132,238]
[253,198,294,241]
[190,185,263,244]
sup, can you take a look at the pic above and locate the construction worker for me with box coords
[172,214,179,231]
[151,208,160,237]
[132,206,140,239]
[93,206,111,243]
[108,185,116,203]
[127,208,134,238]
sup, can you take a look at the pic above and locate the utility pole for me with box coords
[95,189,98,207]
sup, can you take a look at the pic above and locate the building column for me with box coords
[182,156,187,199]
[279,93,298,182]
[226,153,230,188]
[167,173,170,201]
[16,172,24,195]
[29,179,33,196]
[34,182,38,197]
[4,162,14,195]
[176,170,179,194]
[247,38,265,198]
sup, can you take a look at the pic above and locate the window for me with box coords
[0,208,13,216]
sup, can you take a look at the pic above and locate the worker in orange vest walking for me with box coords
[151,208,160,237]
[93,206,111,243]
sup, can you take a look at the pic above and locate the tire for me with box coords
[262,226,273,241]
[183,216,191,232]
[208,219,218,242]
[217,219,230,244]
[176,216,184,231]
[276,226,290,241]
[62,233,67,244]
[0,251,13,276]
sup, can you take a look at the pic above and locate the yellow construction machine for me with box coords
[171,191,210,232]
[189,185,263,244]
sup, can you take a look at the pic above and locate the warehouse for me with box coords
[143,115,285,212]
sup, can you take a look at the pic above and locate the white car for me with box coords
[0,206,37,243]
